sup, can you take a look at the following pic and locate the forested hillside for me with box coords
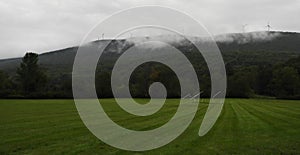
[0,31,299,99]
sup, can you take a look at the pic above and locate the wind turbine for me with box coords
[266,22,272,31]
[129,32,133,39]
[102,33,105,39]
[242,24,248,33]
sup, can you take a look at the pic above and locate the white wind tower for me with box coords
[266,22,272,31]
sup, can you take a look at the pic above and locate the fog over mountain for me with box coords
[0,31,299,76]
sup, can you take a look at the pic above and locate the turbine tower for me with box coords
[182,26,185,36]
[129,32,133,38]
[242,24,248,33]
[266,22,271,31]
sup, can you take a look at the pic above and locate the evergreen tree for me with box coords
[17,53,47,96]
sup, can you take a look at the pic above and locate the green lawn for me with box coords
[0,99,299,154]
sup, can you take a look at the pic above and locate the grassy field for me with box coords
[0,99,299,154]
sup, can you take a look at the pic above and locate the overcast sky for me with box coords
[0,0,299,59]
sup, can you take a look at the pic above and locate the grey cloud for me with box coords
[0,0,299,59]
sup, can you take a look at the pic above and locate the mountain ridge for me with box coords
[0,31,299,75]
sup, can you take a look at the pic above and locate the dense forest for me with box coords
[0,31,300,99]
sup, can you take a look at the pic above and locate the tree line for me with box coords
[0,52,299,99]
